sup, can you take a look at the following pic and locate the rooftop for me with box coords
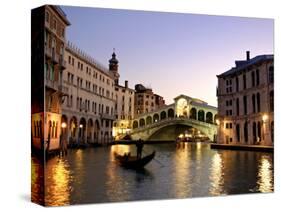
[217,53,273,78]
[51,5,71,26]
[66,41,113,78]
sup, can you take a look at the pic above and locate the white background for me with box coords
[0,0,280,211]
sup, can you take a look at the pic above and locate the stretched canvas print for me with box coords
[31,5,274,206]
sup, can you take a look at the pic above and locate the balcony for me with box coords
[52,50,59,64]
[45,46,59,64]
[59,85,69,96]
[45,78,59,91]
[59,55,66,69]
[45,46,52,58]
[101,113,116,120]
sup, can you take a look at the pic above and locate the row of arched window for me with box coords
[230,65,273,94]
[33,121,42,138]
[132,108,216,129]
[72,97,114,115]
[133,109,175,129]
[235,121,274,143]
[48,121,58,139]
[241,93,261,116]
[235,90,273,116]
[189,108,214,123]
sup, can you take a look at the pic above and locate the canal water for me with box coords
[31,143,274,206]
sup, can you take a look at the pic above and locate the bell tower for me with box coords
[109,49,120,85]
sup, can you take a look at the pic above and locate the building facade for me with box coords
[216,51,274,146]
[61,43,116,144]
[113,80,135,139]
[31,5,70,152]
[134,84,166,117]
[108,52,135,140]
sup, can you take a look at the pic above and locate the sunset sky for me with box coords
[61,6,273,106]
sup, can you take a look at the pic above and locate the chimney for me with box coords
[125,80,128,88]
[246,51,250,61]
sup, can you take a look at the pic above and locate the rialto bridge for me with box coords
[128,95,218,141]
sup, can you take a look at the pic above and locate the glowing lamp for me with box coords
[61,122,67,128]
[262,114,268,123]
[79,124,83,128]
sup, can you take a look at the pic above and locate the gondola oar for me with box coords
[143,149,165,167]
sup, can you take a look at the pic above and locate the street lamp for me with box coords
[262,114,268,123]
[79,124,83,128]
[61,122,67,129]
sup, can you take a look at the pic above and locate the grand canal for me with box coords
[31,143,274,206]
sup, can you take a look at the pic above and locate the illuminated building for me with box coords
[109,52,135,140]
[134,84,165,116]
[61,44,116,144]
[31,5,70,152]
[216,51,274,146]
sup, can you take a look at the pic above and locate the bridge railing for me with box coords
[131,116,217,133]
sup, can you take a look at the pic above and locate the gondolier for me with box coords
[136,139,144,159]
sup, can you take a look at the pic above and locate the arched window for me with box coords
[252,94,256,113]
[133,121,138,129]
[55,122,58,138]
[146,116,152,125]
[256,69,260,85]
[190,108,197,120]
[48,121,52,138]
[160,111,167,120]
[52,121,55,138]
[252,122,257,143]
[251,71,255,87]
[198,110,205,122]
[244,122,248,143]
[153,114,159,123]
[168,109,174,118]
[270,90,274,111]
[243,74,247,89]
[257,93,261,112]
[257,121,261,142]
[206,112,213,123]
[243,96,247,115]
[139,119,145,127]
[236,124,240,142]
[269,66,274,83]
[236,98,239,116]
[39,120,42,138]
[236,76,239,92]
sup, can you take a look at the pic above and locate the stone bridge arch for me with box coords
[130,118,217,141]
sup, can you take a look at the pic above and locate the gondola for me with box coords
[114,151,156,169]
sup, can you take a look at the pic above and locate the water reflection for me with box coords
[209,153,225,195]
[257,155,274,192]
[173,143,191,198]
[31,143,274,206]
[45,157,71,206]
[31,157,44,205]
